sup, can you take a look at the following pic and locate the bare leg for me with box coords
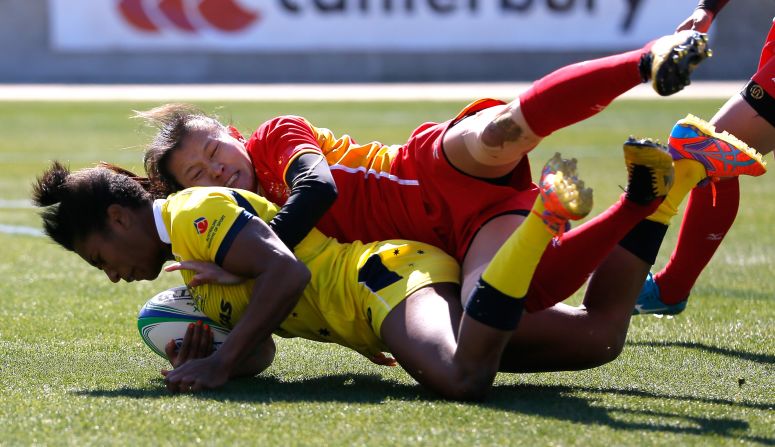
[500,246,649,372]
[461,214,525,301]
[381,156,591,399]
[461,141,675,370]
[380,283,509,401]
[711,94,775,155]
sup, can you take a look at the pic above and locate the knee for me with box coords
[438,366,496,401]
[578,329,627,367]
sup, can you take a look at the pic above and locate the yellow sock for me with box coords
[481,197,554,298]
[647,160,707,225]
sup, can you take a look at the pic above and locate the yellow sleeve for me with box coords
[169,188,277,265]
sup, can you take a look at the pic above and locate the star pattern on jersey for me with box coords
[417,250,424,254]
[318,328,330,337]
[393,249,400,256]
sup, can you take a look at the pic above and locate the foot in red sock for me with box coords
[657,178,740,304]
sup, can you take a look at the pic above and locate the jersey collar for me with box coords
[152,199,171,245]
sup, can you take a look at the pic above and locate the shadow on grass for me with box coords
[75,375,774,444]
[628,340,775,365]
[485,384,773,445]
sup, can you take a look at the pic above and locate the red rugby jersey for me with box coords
[244,99,537,261]
[245,114,443,248]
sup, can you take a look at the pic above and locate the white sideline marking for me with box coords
[0,224,43,237]
[0,82,744,102]
[0,200,33,209]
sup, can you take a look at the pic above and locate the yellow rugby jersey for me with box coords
[154,187,460,357]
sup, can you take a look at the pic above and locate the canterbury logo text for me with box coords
[118,0,260,33]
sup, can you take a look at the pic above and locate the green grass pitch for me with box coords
[0,99,772,446]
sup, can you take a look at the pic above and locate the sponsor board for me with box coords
[50,0,696,52]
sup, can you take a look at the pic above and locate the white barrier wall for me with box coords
[0,0,768,82]
[51,0,695,51]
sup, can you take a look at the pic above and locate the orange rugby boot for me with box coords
[536,153,594,237]
[668,114,767,179]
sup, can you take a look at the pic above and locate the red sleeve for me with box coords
[245,116,323,203]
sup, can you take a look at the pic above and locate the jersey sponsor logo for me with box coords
[204,215,226,249]
[193,217,209,235]
[118,0,260,33]
[750,84,765,101]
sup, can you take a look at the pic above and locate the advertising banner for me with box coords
[50,0,697,52]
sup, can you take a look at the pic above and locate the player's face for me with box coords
[168,126,257,192]
[74,227,166,284]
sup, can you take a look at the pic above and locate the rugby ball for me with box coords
[137,285,230,360]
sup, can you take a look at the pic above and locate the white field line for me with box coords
[0,224,43,237]
[0,201,41,237]
[0,199,33,208]
[0,82,745,102]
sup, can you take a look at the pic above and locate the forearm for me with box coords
[214,261,309,370]
[269,153,337,249]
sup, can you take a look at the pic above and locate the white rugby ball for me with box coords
[137,285,230,360]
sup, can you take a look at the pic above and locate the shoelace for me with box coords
[531,208,565,245]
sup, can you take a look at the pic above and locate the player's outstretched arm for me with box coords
[163,217,309,393]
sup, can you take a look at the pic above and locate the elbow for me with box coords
[290,260,311,295]
[433,365,496,402]
[443,369,494,402]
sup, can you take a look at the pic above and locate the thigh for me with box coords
[714,91,775,155]
[443,104,542,178]
[460,213,525,303]
[498,246,649,372]
[379,283,463,385]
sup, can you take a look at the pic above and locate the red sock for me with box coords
[519,45,650,137]
[654,178,740,304]
[524,195,661,312]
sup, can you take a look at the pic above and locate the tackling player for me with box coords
[138,31,722,320]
